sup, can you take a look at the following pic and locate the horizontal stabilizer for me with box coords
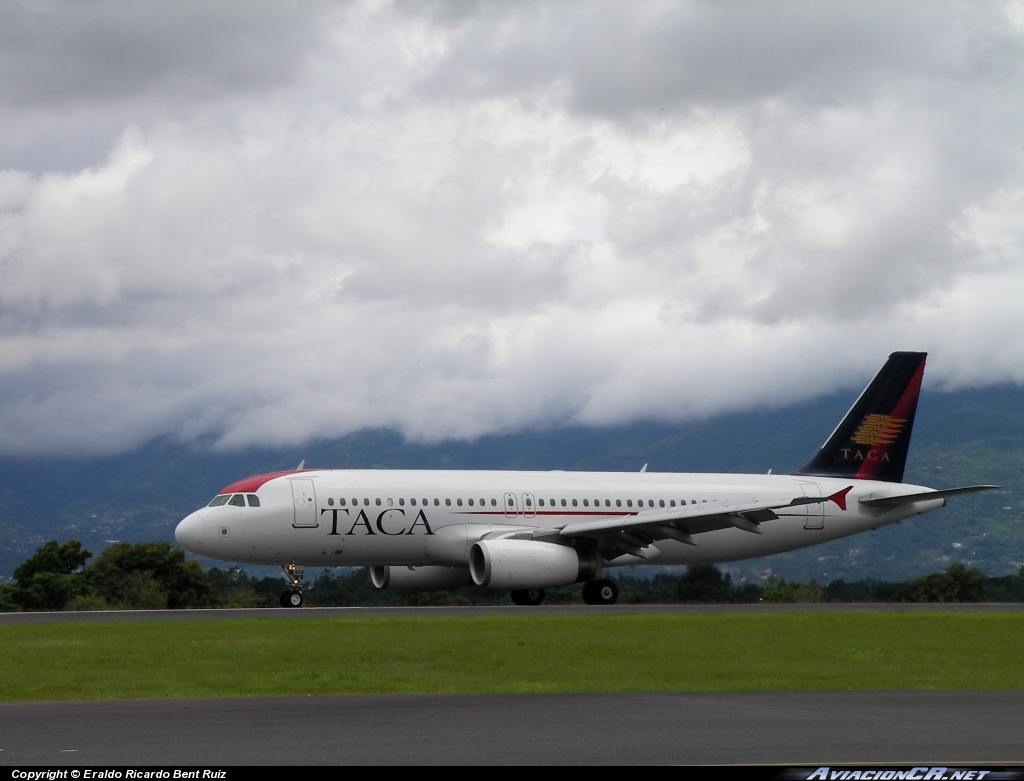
[859,485,999,508]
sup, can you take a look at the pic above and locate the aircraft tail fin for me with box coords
[793,351,927,483]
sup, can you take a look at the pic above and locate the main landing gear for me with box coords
[582,578,618,605]
[511,588,545,606]
[279,561,305,608]
[510,579,619,606]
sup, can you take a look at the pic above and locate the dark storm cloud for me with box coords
[409,2,1018,113]
[0,1,1021,455]
[0,2,327,108]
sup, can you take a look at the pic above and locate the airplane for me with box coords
[174,352,997,607]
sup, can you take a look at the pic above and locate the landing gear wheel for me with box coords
[279,561,305,608]
[510,588,545,606]
[582,578,618,605]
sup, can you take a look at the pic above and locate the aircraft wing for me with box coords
[488,493,836,560]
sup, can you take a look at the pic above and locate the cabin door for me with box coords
[800,482,824,530]
[291,479,318,527]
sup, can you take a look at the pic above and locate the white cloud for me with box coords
[0,1,1022,456]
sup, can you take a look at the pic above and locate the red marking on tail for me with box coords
[828,486,853,511]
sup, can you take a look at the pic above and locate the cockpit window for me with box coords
[208,495,230,507]
[229,494,246,507]
[247,494,261,507]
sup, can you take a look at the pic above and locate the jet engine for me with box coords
[469,539,599,589]
[370,565,472,592]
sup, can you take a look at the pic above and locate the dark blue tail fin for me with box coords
[793,352,926,483]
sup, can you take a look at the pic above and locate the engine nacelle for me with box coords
[370,565,472,593]
[469,539,599,589]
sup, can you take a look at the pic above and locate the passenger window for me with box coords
[340,498,347,506]
[387,498,393,507]
[364,498,369,506]
[208,495,230,507]
[434,499,440,506]
[659,500,665,508]
[525,497,532,507]
[445,498,451,506]
[616,499,621,507]
[583,499,589,507]
[423,498,429,506]
[457,498,463,506]
[572,499,578,507]
[327,498,334,506]
[479,498,485,506]
[539,499,545,507]
[410,498,416,506]
[627,500,633,507]
[491,498,497,507]
[468,499,474,506]
[375,498,382,506]
[229,494,245,507]
[247,495,261,507]
[399,498,405,506]
[561,499,567,507]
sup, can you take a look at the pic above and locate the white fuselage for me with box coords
[174,469,943,569]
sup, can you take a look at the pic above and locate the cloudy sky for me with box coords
[1,1,1022,456]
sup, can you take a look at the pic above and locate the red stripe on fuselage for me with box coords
[220,470,307,494]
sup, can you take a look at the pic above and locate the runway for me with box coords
[2,606,1022,765]
[3,601,1023,624]
[1,691,1022,765]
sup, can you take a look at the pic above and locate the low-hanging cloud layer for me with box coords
[1,1,1023,456]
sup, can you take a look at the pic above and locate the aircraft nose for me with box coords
[175,510,206,553]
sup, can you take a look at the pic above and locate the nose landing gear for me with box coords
[279,561,305,608]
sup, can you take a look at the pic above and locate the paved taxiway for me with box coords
[2,691,1022,765]
[3,606,1021,765]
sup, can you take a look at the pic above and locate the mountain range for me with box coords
[1,383,1021,584]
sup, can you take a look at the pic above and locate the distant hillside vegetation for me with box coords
[0,384,1020,583]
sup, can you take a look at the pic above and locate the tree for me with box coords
[85,542,213,609]
[0,584,21,612]
[891,563,987,603]
[13,540,91,584]
[760,576,822,604]
[676,565,736,603]
[10,540,93,611]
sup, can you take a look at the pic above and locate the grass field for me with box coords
[2,611,1022,701]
